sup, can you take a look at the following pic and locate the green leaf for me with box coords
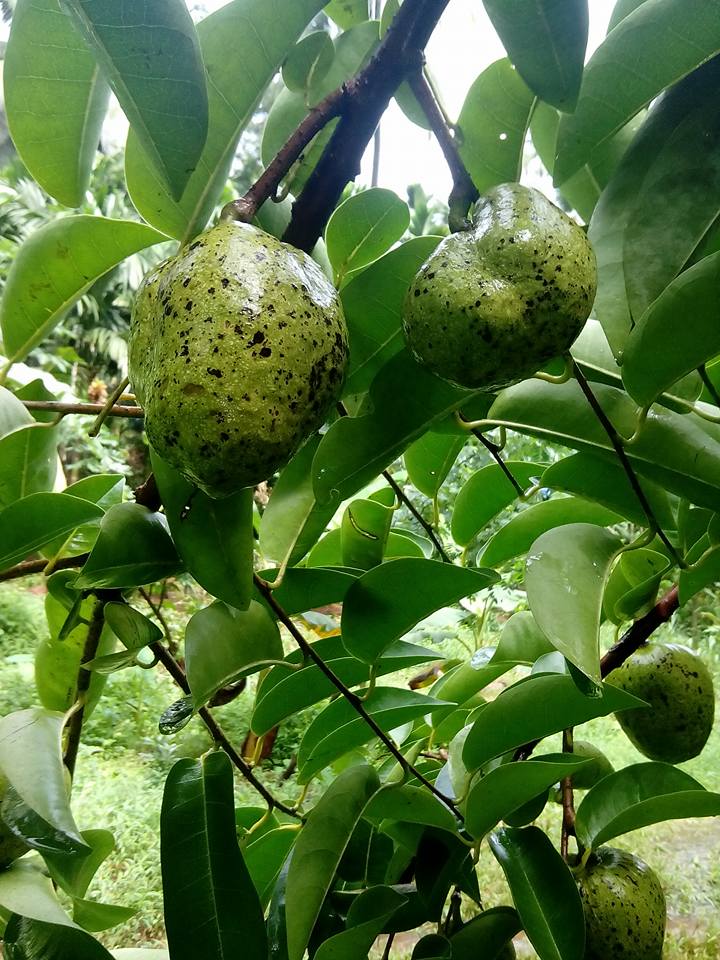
[341,497,394,570]
[4,914,114,958]
[525,523,621,681]
[622,253,720,408]
[282,31,334,93]
[244,826,298,908]
[0,494,103,570]
[464,757,590,839]
[489,826,585,960]
[0,216,165,368]
[161,753,266,960]
[285,764,380,960]
[451,462,540,548]
[43,829,115,900]
[364,784,458,835]
[314,885,407,960]
[151,450,254,609]
[487,378,720,512]
[412,934,451,959]
[481,0,587,110]
[342,235,441,396]
[297,687,449,783]
[103,604,162,652]
[0,382,59,509]
[491,611,555,667]
[555,0,720,184]
[607,0,650,31]
[255,566,359,615]
[326,188,410,286]
[324,0,368,28]
[462,674,645,772]
[125,0,325,242]
[0,709,87,852]
[541,453,676,530]
[450,906,521,960]
[479,499,621,569]
[602,548,669,624]
[314,350,482,507]
[40,475,125,560]
[75,503,183,590]
[61,0,207,200]
[184,600,283,709]
[575,761,720,851]
[0,386,34,438]
[456,59,536,195]
[342,559,497,663]
[3,0,110,207]
[678,537,720,604]
[252,636,437,736]
[0,861,76,925]
[72,899,136,934]
[405,431,466,501]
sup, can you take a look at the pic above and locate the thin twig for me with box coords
[21,400,143,419]
[381,933,395,960]
[571,360,683,567]
[254,574,462,819]
[472,428,525,496]
[89,376,130,437]
[150,640,301,820]
[0,553,87,583]
[64,596,109,776]
[382,470,452,562]
[560,728,575,861]
[138,586,173,646]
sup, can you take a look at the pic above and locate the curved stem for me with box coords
[472,429,525,497]
[88,377,130,437]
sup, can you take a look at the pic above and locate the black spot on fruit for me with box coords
[128,220,349,497]
[576,847,666,959]
[402,183,597,391]
[609,642,714,763]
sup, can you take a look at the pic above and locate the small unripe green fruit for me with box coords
[610,642,714,763]
[576,847,666,960]
[129,220,348,497]
[402,183,596,391]
[568,740,615,790]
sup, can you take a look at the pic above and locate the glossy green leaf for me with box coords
[481,0,587,110]
[62,0,207,200]
[0,861,75,925]
[0,382,59,509]
[4,0,110,207]
[259,434,337,569]
[465,757,589,839]
[103,604,162,652]
[450,906,521,960]
[385,530,429,560]
[607,0,650,31]
[622,253,720,408]
[0,386,34,438]
[125,0,325,242]
[575,762,720,851]
[480,499,621,569]
[314,885,407,960]
[462,674,644,772]
[0,216,165,368]
[3,915,114,959]
[43,829,115,900]
[542,453,676,530]
[0,708,87,852]
[457,59,536,195]
[555,0,720,184]
[342,237,441,396]
[314,350,482,507]
[244,826,298,908]
[158,697,194,736]
[341,497,394,570]
[255,566,359,615]
[489,826,585,960]
[451,462,541,548]
[72,899,136,934]
[184,600,283,709]
[151,450,253,609]
[412,934,451,959]
[326,188,410,286]
[282,31,334,93]
[297,687,449,783]
[251,636,437,735]
[487,378,720,512]
[405,431,466,500]
[491,611,555,667]
[40,475,125,560]
[286,764,380,960]
[324,0,368,28]
[678,536,720,604]
[525,523,622,681]
[0,494,102,570]
[342,558,497,663]
[603,548,669,624]
[364,784,458,835]
[75,503,183,590]
[161,753,266,960]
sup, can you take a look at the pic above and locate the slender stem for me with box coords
[88,376,130,437]
[149,640,301,820]
[560,728,575,861]
[406,69,478,231]
[64,596,108,776]
[571,360,683,567]
[381,933,395,960]
[21,400,143,419]
[138,586,173,646]
[0,553,87,583]
[382,470,452,563]
[472,429,525,497]
[254,574,461,819]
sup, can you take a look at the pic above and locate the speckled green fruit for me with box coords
[610,642,714,763]
[129,220,348,497]
[577,847,666,960]
[402,183,597,390]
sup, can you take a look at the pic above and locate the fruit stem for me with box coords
[560,727,576,861]
[88,376,129,437]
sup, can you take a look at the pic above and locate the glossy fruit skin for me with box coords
[570,739,615,790]
[129,220,348,497]
[576,847,666,960]
[610,642,714,763]
[402,183,596,391]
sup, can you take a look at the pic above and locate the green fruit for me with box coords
[569,740,615,790]
[129,220,348,497]
[576,847,666,960]
[610,642,714,763]
[402,183,597,390]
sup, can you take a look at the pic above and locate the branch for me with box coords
[283,0,452,251]
[149,640,301,820]
[406,69,478,231]
[254,573,462,819]
[472,428,525,497]
[64,595,110,776]
[382,470,452,563]
[21,400,143,419]
[0,553,87,583]
[559,727,575,861]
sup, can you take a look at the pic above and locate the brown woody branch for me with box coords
[559,727,575,861]
[0,553,88,583]
[22,400,143,419]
